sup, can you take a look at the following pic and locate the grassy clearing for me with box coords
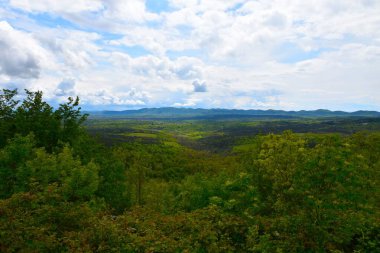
[232,143,256,153]
[163,141,182,148]
[124,132,158,138]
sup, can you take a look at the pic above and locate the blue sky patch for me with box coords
[146,0,171,13]
[275,42,325,64]
[30,13,78,29]
[118,45,151,57]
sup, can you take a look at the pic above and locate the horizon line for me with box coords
[83,107,380,113]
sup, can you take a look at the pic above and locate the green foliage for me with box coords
[56,96,88,144]
[14,90,60,151]
[241,131,380,252]
[0,89,19,147]
[0,90,379,252]
[0,187,96,252]
[0,134,35,198]
[95,149,129,212]
[115,205,249,252]
[0,136,100,202]
[174,171,257,214]
[58,147,100,201]
[0,89,87,151]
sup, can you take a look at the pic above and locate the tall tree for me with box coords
[56,96,88,145]
[0,89,19,147]
[15,90,59,151]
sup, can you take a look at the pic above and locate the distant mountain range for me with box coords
[86,108,380,120]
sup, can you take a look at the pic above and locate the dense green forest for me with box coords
[0,89,379,252]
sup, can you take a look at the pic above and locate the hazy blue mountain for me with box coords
[86,108,380,119]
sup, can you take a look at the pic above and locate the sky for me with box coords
[0,0,379,111]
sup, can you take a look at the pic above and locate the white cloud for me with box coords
[109,53,203,81]
[0,21,54,79]
[192,80,207,92]
[169,0,247,12]
[55,78,75,96]
[35,28,102,70]
[82,89,147,106]
[1,0,379,110]
[173,100,197,107]
[103,0,160,23]
[10,0,103,13]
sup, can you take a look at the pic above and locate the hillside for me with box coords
[87,108,380,119]
[1,89,379,252]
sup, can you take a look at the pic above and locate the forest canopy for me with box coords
[0,88,379,252]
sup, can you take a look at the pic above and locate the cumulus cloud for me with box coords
[192,80,207,92]
[110,54,203,81]
[36,29,101,70]
[264,12,287,29]
[81,88,149,107]
[9,0,103,13]
[103,0,160,23]
[55,79,75,96]
[0,0,379,110]
[173,57,203,80]
[0,21,42,78]
[172,100,197,107]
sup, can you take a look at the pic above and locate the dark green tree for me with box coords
[55,96,88,145]
[15,90,59,151]
[0,89,19,147]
